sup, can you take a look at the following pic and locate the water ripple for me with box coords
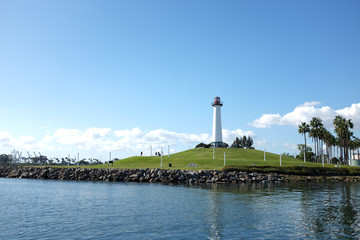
[0,179,359,239]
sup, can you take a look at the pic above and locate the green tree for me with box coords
[350,137,360,162]
[232,137,241,148]
[232,136,254,149]
[79,159,90,165]
[298,122,310,162]
[282,152,295,158]
[297,144,314,162]
[323,129,336,163]
[195,143,211,148]
[245,136,254,149]
[333,115,353,164]
[309,117,324,162]
[241,136,247,148]
[0,154,12,165]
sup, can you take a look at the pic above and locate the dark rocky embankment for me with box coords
[0,166,284,183]
[0,166,359,183]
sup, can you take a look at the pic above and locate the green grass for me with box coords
[223,165,360,176]
[91,148,335,170]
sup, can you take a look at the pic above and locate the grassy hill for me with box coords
[93,148,331,170]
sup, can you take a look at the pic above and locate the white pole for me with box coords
[280,154,282,166]
[224,152,226,166]
[161,147,163,167]
[168,145,170,158]
[264,149,266,161]
[213,147,215,160]
[77,153,79,166]
[150,146,152,156]
[349,149,352,166]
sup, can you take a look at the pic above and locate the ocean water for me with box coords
[0,178,359,239]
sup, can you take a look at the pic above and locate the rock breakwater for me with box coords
[0,166,285,183]
[1,166,359,183]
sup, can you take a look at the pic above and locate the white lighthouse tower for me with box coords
[211,96,223,147]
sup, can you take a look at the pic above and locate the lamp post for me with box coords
[264,149,266,161]
[161,147,163,167]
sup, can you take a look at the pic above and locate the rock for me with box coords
[19,172,29,178]
[178,175,186,181]
[49,174,59,180]
[129,174,138,179]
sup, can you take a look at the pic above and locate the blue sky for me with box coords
[1,0,359,161]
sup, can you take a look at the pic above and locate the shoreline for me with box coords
[1,166,360,183]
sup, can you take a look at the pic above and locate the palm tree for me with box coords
[353,137,360,161]
[318,125,326,162]
[334,116,346,164]
[333,115,354,165]
[335,137,343,161]
[345,120,353,161]
[323,129,335,163]
[309,117,323,162]
[298,122,310,162]
[329,132,336,162]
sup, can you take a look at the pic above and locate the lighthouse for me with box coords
[211,96,223,147]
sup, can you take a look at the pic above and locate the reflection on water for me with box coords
[299,183,360,239]
[0,179,359,239]
[189,182,360,239]
[207,191,221,240]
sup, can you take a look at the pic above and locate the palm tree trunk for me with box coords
[314,138,318,162]
[317,138,320,162]
[340,146,343,164]
[304,134,307,162]
[321,140,324,164]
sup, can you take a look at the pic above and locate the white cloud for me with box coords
[251,102,360,129]
[115,128,211,146]
[0,132,50,150]
[335,103,360,125]
[0,127,256,156]
[17,136,36,150]
[222,129,255,143]
[54,129,82,145]
[254,139,267,148]
[251,114,282,128]
[1,128,211,153]
[114,128,143,138]
[53,128,113,151]
[42,134,54,143]
[84,128,112,139]
[0,131,13,147]
[283,143,298,151]
[299,102,321,107]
